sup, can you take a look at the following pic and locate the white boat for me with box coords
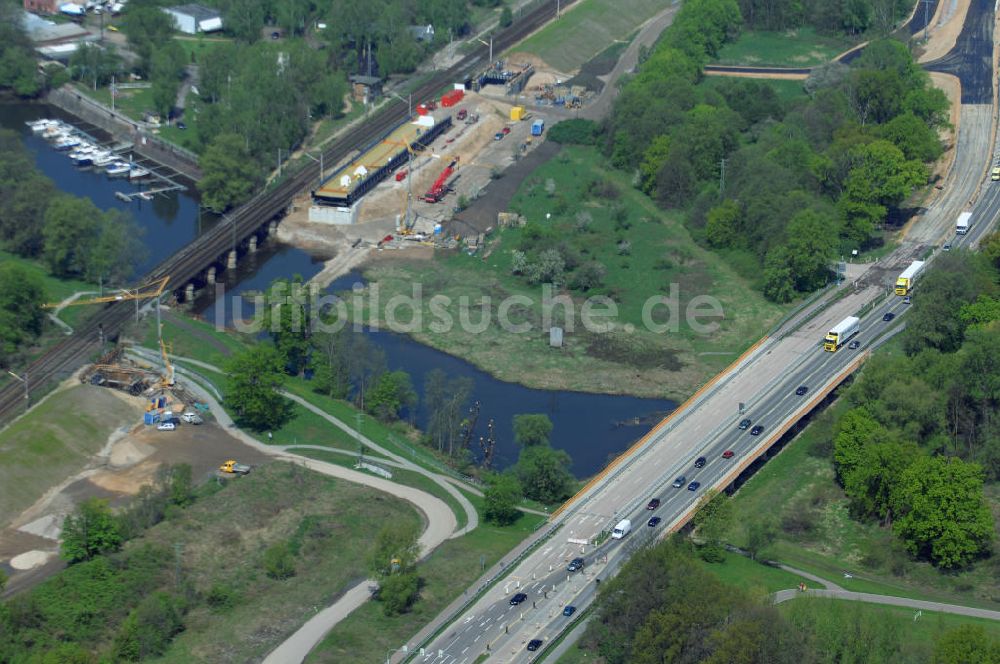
[128,166,150,180]
[54,136,81,150]
[137,191,154,201]
[106,162,130,177]
[27,119,58,133]
[92,151,116,167]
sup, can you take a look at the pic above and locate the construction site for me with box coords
[276,61,582,287]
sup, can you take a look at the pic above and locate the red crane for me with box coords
[421,157,459,203]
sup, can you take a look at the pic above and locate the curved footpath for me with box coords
[126,348,475,662]
[773,588,1000,620]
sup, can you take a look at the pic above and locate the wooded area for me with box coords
[599,0,947,302]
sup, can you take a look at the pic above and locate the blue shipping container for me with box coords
[531,119,544,136]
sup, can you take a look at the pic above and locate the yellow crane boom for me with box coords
[42,276,170,309]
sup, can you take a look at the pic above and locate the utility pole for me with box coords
[923,0,932,40]
[719,158,726,196]
[6,370,28,413]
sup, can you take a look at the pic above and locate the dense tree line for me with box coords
[829,248,1000,568]
[0,2,44,97]
[0,131,144,367]
[739,0,912,35]
[605,0,946,302]
[581,537,1000,663]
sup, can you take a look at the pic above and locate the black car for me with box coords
[271,31,280,39]
[848,340,861,350]
[795,385,809,396]
[647,498,661,510]
[672,475,686,488]
[687,481,701,492]
[738,418,752,430]
[563,605,576,616]
[750,425,764,436]
[648,516,662,527]
[510,592,528,605]
[527,639,543,651]
[694,456,707,468]
[567,557,584,572]
[176,121,187,130]
[882,312,895,322]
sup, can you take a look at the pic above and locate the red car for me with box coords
[501,126,511,135]
[456,109,468,120]
[395,170,407,182]
[722,450,735,459]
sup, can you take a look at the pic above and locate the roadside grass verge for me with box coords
[514,0,668,72]
[0,384,140,526]
[725,399,1000,610]
[358,145,787,398]
[306,509,546,663]
[712,27,854,67]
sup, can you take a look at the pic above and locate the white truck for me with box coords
[956,211,971,235]
[823,316,860,352]
[611,519,632,539]
[894,260,925,296]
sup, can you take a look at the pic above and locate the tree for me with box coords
[263,542,296,579]
[87,209,145,285]
[224,345,293,431]
[310,328,350,398]
[839,140,926,244]
[424,369,474,456]
[168,464,193,507]
[121,6,176,74]
[483,473,522,526]
[744,519,776,560]
[0,263,46,366]
[890,455,994,568]
[832,407,887,483]
[513,413,553,447]
[515,444,574,503]
[0,6,42,96]
[198,133,262,213]
[112,591,185,661]
[60,498,123,563]
[41,195,100,277]
[500,5,513,27]
[378,571,420,616]
[842,441,915,524]
[933,624,1000,664]
[262,276,311,374]
[366,370,417,421]
[368,522,421,579]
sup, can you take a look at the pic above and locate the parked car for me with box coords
[156,421,175,431]
[527,639,543,651]
[647,516,662,527]
[882,312,895,322]
[501,126,511,135]
[687,481,701,492]
[795,385,809,396]
[943,243,952,251]
[563,605,576,616]
[672,475,686,488]
[646,498,661,510]
[271,31,280,39]
[848,340,861,350]
[567,557,585,572]
[722,450,735,459]
[750,425,764,436]
[176,121,187,130]
[694,456,706,468]
[738,418,752,430]
[510,592,528,605]
[904,295,912,304]
[456,109,468,120]
[181,411,203,424]
[494,131,505,140]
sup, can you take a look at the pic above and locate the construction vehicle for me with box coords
[219,460,251,475]
[42,276,170,310]
[894,261,925,296]
[823,316,860,352]
[158,324,174,387]
[422,157,459,203]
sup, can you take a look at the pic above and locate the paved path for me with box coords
[773,588,1000,620]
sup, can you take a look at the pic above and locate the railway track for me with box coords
[0,0,575,426]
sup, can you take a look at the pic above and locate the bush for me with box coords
[205,583,236,611]
[378,572,420,616]
[112,592,185,661]
[263,542,296,580]
[548,119,599,145]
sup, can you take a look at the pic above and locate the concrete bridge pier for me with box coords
[227,250,237,270]
[268,220,278,236]
[184,283,195,302]
[248,235,257,253]
[206,266,216,285]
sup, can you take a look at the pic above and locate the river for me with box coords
[2,100,676,477]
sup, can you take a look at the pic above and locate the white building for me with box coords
[162,4,222,35]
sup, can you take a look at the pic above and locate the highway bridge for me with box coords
[0,0,580,426]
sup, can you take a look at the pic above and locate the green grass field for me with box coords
[147,462,422,663]
[515,0,668,72]
[698,551,807,594]
[724,399,1000,610]
[713,27,855,67]
[0,384,140,527]
[359,145,787,398]
[306,506,546,663]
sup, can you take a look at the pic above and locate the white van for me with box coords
[611,519,631,539]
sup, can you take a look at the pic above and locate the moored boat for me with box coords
[106,161,130,177]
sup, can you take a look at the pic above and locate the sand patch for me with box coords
[109,436,156,468]
[9,550,55,570]
[17,513,64,540]
[88,458,161,495]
